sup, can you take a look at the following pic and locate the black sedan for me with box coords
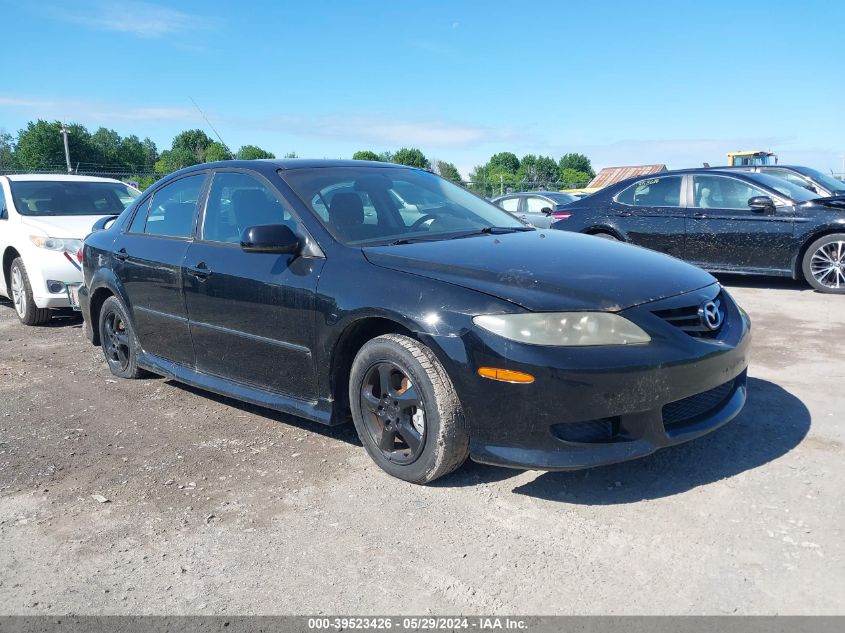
[554,168,845,293]
[80,160,750,483]
[491,191,577,228]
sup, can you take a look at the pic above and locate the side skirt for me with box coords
[137,352,338,426]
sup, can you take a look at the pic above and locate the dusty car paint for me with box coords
[79,160,751,471]
[554,167,845,280]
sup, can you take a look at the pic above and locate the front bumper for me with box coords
[437,284,751,471]
[25,250,83,309]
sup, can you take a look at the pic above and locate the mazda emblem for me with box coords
[699,299,723,331]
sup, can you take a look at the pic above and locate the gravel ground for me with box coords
[0,276,842,615]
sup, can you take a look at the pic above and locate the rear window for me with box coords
[9,181,139,216]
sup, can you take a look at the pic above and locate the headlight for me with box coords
[473,312,651,346]
[29,236,83,253]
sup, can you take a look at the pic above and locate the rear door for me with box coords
[684,173,794,272]
[116,173,208,366]
[182,170,324,399]
[522,195,555,228]
[611,175,686,257]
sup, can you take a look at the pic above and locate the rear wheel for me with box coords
[98,296,145,378]
[349,334,469,484]
[802,233,845,294]
[9,258,51,326]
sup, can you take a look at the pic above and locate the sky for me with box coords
[2,0,844,179]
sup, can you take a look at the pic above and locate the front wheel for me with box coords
[349,334,469,484]
[802,233,845,293]
[9,258,51,325]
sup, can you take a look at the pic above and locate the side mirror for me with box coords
[748,196,775,214]
[240,224,301,254]
[92,214,119,231]
[0,208,7,220]
[540,207,553,216]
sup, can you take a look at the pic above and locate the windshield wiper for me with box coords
[447,226,535,240]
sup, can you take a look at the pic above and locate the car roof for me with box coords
[200,158,413,171]
[3,174,128,183]
[493,191,570,199]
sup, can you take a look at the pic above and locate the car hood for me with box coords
[363,230,716,312]
[20,215,110,238]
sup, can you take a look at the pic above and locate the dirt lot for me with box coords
[0,276,842,615]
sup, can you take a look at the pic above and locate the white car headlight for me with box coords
[473,312,651,346]
[29,236,83,253]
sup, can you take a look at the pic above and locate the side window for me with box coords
[0,189,7,220]
[616,176,682,207]
[498,197,520,213]
[692,175,769,210]
[203,172,290,244]
[136,175,205,238]
[128,197,151,232]
[525,197,551,213]
[762,169,813,190]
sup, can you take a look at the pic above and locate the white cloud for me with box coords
[34,1,216,38]
[0,95,196,124]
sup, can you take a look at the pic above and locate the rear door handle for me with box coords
[114,248,128,261]
[692,212,707,219]
[187,262,210,280]
[616,210,632,217]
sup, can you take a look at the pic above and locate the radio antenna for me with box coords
[189,96,234,159]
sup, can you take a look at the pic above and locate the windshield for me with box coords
[795,167,845,194]
[281,166,525,245]
[745,173,819,202]
[10,181,140,216]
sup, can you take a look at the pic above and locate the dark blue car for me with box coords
[80,160,750,483]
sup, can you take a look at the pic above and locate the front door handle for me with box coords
[692,212,707,219]
[114,248,128,261]
[187,262,210,280]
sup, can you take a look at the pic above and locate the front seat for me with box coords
[328,193,366,242]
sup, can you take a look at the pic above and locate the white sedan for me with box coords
[0,174,140,325]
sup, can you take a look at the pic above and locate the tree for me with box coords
[205,141,231,162]
[14,120,98,171]
[559,153,595,179]
[352,150,383,161]
[434,160,462,182]
[118,135,147,171]
[141,138,158,169]
[391,147,430,169]
[487,151,520,174]
[518,154,558,185]
[0,130,17,170]
[171,129,214,163]
[237,144,275,160]
[559,167,592,187]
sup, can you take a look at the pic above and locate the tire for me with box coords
[802,233,845,294]
[592,231,619,241]
[9,258,51,326]
[349,334,469,484]
[98,296,145,378]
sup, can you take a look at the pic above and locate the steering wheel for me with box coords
[409,214,439,230]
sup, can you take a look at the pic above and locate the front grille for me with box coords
[662,379,735,427]
[653,291,725,338]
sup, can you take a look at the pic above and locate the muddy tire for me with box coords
[349,334,469,484]
[802,233,845,294]
[98,296,145,378]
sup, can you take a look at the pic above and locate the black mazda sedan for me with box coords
[553,168,845,293]
[79,160,750,483]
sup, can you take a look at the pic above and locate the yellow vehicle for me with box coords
[727,150,778,167]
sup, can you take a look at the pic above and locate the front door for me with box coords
[684,173,794,272]
[523,195,554,228]
[183,170,324,400]
[116,173,207,366]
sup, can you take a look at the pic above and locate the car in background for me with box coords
[80,159,749,484]
[722,164,845,197]
[0,174,140,324]
[552,168,845,293]
[491,191,577,228]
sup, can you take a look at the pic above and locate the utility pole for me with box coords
[500,174,504,196]
[60,125,72,173]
